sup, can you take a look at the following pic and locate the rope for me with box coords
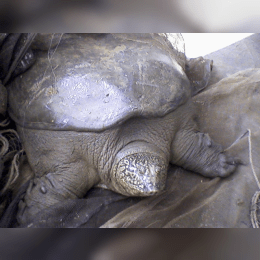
[248,129,260,189]
[0,134,9,157]
[1,149,24,194]
[250,191,260,228]
[0,118,10,128]
[248,129,260,228]
[0,127,23,195]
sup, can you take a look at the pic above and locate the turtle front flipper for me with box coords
[17,164,99,226]
[15,127,100,226]
[170,127,239,178]
[185,56,213,96]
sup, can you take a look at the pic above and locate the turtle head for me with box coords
[110,142,168,196]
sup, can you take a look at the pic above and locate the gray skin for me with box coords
[6,34,238,225]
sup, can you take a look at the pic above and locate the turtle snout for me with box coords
[111,151,168,197]
[143,164,165,195]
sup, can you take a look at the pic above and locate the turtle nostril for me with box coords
[138,166,146,175]
[154,166,161,174]
[146,188,161,196]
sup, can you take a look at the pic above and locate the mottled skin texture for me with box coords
[17,100,237,225]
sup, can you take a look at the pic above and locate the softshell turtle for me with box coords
[7,33,238,225]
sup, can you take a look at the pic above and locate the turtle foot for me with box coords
[171,130,240,178]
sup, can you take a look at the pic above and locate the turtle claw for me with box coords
[216,153,238,178]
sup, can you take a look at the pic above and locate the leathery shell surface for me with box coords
[8,34,190,131]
